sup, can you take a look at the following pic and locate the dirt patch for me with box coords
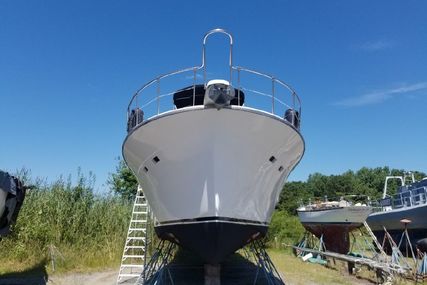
[47,270,118,285]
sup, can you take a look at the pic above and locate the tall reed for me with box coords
[0,171,132,274]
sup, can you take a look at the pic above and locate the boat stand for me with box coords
[396,219,416,260]
[290,223,419,284]
[136,239,177,285]
[381,226,414,271]
[243,239,285,285]
[295,231,321,257]
[416,251,427,281]
[295,232,327,264]
[135,238,285,285]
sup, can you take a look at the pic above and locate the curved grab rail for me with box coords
[202,28,233,83]
[128,28,233,113]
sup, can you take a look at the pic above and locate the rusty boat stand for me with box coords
[290,220,427,284]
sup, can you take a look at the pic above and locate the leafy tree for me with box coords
[267,210,305,246]
[306,172,330,198]
[278,181,309,215]
[108,158,138,200]
[277,167,426,216]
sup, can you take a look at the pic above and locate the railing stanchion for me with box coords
[293,92,296,112]
[229,40,233,84]
[157,79,160,115]
[272,79,275,115]
[193,68,197,106]
[135,91,139,115]
[237,68,241,106]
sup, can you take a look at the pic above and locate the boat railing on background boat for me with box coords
[372,185,427,212]
[126,28,301,132]
[299,195,371,211]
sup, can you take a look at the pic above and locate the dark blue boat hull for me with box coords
[367,204,427,254]
[155,219,268,264]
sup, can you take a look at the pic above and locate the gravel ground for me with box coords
[0,267,377,285]
[0,251,379,285]
[47,270,118,285]
[0,268,369,285]
[0,269,118,285]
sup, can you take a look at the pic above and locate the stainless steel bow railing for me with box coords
[127,29,302,130]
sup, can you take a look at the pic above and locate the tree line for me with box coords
[277,167,426,215]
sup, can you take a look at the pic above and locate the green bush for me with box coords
[266,210,305,249]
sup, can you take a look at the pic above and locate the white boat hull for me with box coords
[0,171,26,237]
[124,106,304,224]
[0,189,7,218]
[298,206,372,225]
[123,106,304,262]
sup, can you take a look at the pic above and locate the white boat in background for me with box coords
[297,199,372,253]
[122,29,305,264]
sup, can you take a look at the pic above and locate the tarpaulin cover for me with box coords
[0,170,16,196]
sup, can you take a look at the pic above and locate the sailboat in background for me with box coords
[297,197,372,253]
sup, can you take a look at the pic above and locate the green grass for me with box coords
[0,173,132,274]
[268,248,423,285]
[268,249,353,285]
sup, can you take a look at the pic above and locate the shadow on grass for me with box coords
[146,248,283,284]
[0,259,48,285]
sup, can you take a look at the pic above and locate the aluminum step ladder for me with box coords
[117,186,150,284]
[363,221,387,256]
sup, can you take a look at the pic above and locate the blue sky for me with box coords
[1,1,426,191]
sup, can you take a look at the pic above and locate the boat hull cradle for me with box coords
[300,222,362,254]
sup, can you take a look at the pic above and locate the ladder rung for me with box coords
[133,211,147,214]
[123,255,145,258]
[129,228,146,231]
[118,273,141,277]
[120,264,144,268]
[127,237,146,240]
[125,246,145,249]
[134,203,147,206]
[131,219,147,223]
